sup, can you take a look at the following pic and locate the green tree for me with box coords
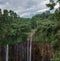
[31,17,37,29]
[46,0,60,21]
[46,0,60,10]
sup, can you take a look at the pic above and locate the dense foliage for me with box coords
[0,9,32,45]
[0,1,60,59]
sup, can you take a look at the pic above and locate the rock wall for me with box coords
[0,42,54,61]
[32,42,54,61]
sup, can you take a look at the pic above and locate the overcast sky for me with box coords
[0,0,59,18]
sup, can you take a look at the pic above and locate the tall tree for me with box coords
[46,0,60,21]
[46,0,56,10]
[46,0,60,10]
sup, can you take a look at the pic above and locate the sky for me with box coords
[0,0,59,18]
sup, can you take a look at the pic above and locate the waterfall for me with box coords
[27,34,32,61]
[6,44,9,61]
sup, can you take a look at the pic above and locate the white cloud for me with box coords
[54,3,59,9]
[0,0,50,17]
[36,8,49,13]
[20,12,31,17]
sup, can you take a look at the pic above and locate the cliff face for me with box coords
[0,42,27,61]
[0,46,5,61]
[0,42,54,61]
[32,42,54,61]
[9,42,27,61]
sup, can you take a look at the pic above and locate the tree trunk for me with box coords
[6,44,9,61]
